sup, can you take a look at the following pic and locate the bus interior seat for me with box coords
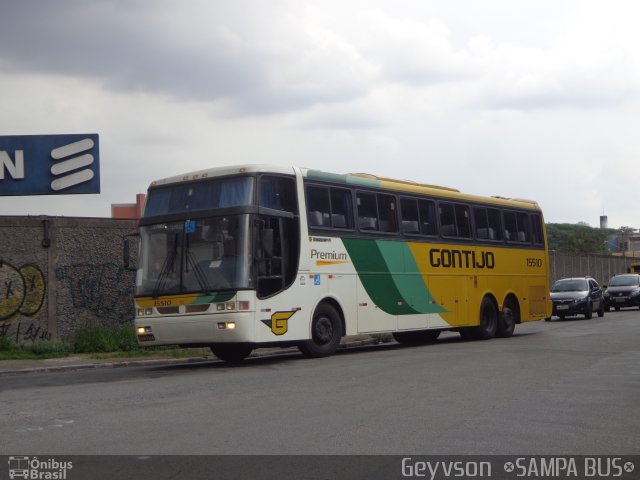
[441,224,456,236]
[309,210,323,226]
[402,220,419,234]
[517,231,526,242]
[477,227,496,240]
[309,210,330,227]
[359,217,378,230]
[332,214,346,228]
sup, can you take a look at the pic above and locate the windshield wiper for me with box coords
[152,233,179,298]
[185,235,212,295]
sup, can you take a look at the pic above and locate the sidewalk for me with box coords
[0,335,378,375]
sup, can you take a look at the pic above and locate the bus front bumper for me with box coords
[134,312,256,347]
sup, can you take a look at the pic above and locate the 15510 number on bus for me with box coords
[526,258,543,268]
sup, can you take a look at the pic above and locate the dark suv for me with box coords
[549,277,605,320]
[604,274,640,311]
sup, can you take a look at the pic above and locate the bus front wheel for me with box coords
[210,344,253,363]
[299,303,342,358]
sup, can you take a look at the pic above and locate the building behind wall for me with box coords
[111,193,146,220]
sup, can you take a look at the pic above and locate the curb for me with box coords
[0,338,378,376]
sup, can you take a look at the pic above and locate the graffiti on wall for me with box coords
[0,260,135,342]
[0,262,46,322]
[54,262,134,322]
[0,261,49,342]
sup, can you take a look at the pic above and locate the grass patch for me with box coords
[0,337,74,360]
[73,325,139,353]
[0,324,208,361]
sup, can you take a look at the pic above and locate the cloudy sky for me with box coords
[1,0,639,229]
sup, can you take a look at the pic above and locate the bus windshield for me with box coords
[144,176,254,217]
[136,215,253,296]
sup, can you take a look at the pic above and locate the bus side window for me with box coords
[455,204,471,238]
[440,202,466,238]
[259,175,298,213]
[418,199,437,235]
[516,212,531,243]
[306,186,331,227]
[330,187,354,229]
[487,208,503,241]
[357,192,379,231]
[400,198,420,234]
[474,207,502,241]
[474,207,490,239]
[504,211,517,242]
[377,193,398,233]
[439,203,456,237]
[531,213,544,245]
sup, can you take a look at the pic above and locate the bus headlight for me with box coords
[217,322,236,329]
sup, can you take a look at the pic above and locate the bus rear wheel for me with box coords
[210,344,253,363]
[461,297,498,340]
[497,298,518,337]
[299,303,342,358]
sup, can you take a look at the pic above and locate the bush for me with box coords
[0,336,14,351]
[73,324,138,353]
[28,341,74,357]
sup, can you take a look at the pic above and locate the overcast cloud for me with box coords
[1,0,639,228]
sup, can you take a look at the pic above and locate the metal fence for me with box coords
[549,251,640,286]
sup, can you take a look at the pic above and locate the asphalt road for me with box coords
[2,310,639,455]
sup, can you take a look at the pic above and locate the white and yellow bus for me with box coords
[133,165,551,361]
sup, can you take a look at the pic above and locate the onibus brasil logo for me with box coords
[8,456,72,479]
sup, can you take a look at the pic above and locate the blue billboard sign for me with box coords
[0,134,100,196]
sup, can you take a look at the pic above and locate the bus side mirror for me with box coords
[123,233,139,271]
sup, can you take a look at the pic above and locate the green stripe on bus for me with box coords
[342,238,445,315]
[307,170,380,188]
[376,241,445,314]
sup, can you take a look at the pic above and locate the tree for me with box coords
[546,223,616,254]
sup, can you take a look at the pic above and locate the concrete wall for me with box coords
[549,250,640,286]
[0,216,138,344]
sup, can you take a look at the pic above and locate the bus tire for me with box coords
[393,329,440,345]
[299,303,342,358]
[210,344,253,363]
[497,298,517,337]
[459,298,498,340]
[477,296,498,340]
